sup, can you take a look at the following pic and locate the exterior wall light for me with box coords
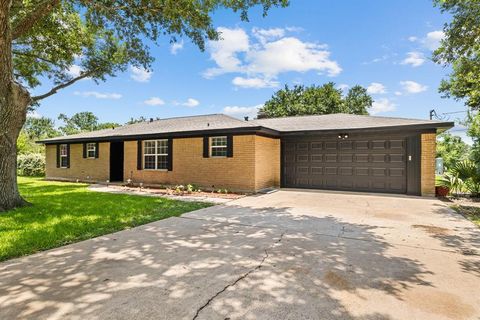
[337,133,349,139]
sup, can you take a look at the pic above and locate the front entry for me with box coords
[110,141,124,182]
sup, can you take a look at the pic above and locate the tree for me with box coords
[433,0,480,109]
[0,0,288,211]
[258,83,372,118]
[58,112,119,135]
[24,117,59,139]
[436,132,470,170]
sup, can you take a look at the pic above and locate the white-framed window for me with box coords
[86,143,96,158]
[60,144,68,168]
[144,139,168,170]
[210,136,227,157]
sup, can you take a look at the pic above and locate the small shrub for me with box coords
[17,153,45,176]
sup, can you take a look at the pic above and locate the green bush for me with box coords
[17,153,45,177]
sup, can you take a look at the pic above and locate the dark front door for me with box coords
[110,141,124,182]
[282,133,409,194]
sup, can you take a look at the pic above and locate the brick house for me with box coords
[38,113,453,196]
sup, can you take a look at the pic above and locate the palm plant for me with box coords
[450,160,480,196]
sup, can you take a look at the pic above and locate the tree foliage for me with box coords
[258,83,372,118]
[433,0,480,109]
[436,132,470,170]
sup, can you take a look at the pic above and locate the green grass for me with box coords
[0,177,212,262]
[451,205,480,227]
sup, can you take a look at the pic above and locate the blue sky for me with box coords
[32,0,467,136]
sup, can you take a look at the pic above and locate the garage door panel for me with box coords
[283,135,407,194]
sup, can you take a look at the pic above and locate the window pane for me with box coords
[87,150,95,158]
[144,155,156,169]
[157,140,168,155]
[212,136,227,147]
[144,141,156,155]
[60,144,67,156]
[157,155,168,169]
[60,156,68,167]
[211,147,227,157]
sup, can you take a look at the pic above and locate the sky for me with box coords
[31,0,468,138]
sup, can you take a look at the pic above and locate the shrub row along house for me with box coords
[38,113,453,196]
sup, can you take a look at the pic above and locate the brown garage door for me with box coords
[282,135,407,194]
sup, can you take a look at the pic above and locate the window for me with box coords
[86,143,96,158]
[60,144,68,168]
[211,136,227,157]
[144,140,168,170]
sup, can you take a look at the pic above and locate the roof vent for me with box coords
[149,118,154,123]
[244,116,249,121]
[207,123,210,127]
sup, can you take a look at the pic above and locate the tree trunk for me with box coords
[0,83,31,212]
[0,0,32,212]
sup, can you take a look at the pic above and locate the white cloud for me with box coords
[204,27,341,84]
[394,91,402,96]
[182,98,199,107]
[401,51,425,67]
[130,66,152,82]
[400,80,428,94]
[252,27,285,44]
[27,110,41,119]
[170,40,184,55]
[232,76,279,89]
[223,105,262,119]
[371,98,396,115]
[424,30,444,50]
[66,64,82,77]
[144,97,165,106]
[409,30,445,51]
[74,91,122,99]
[367,82,387,94]
[337,83,350,91]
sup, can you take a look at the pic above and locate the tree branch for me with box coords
[12,0,60,40]
[12,50,63,67]
[32,71,93,102]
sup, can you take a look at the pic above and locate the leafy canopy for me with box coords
[58,111,119,135]
[258,83,373,118]
[433,0,480,109]
[436,132,470,170]
[10,0,288,102]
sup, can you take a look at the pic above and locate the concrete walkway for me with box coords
[0,190,479,319]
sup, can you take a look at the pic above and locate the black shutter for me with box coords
[82,143,87,158]
[95,142,99,158]
[227,135,233,158]
[203,136,209,158]
[56,144,60,168]
[137,140,143,170]
[167,138,173,171]
[66,144,70,168]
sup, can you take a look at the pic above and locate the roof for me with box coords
[38,113,454,144]
[250,113,453,132]
[38,114,259,143]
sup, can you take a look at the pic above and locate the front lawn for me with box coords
[451,204,480,227]
[0,177,212,262]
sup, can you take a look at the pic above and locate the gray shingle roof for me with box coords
[250,113,452,132]
[38,113,453,143]
[39,114,256,143]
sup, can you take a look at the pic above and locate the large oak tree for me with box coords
[0,0,288,211]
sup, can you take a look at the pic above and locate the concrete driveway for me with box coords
[1,190,479,320]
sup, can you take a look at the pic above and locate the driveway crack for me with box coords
[192,232,285,320]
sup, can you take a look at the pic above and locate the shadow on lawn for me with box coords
[0,203,441,320]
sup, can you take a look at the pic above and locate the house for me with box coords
[38,113,453,196]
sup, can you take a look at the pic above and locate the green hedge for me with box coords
[17,153,45,176]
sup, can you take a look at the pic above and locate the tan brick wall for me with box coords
[124,135,259,192]
[421,132,436,196]
[254,135,280,190]
[45,143,110,182]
